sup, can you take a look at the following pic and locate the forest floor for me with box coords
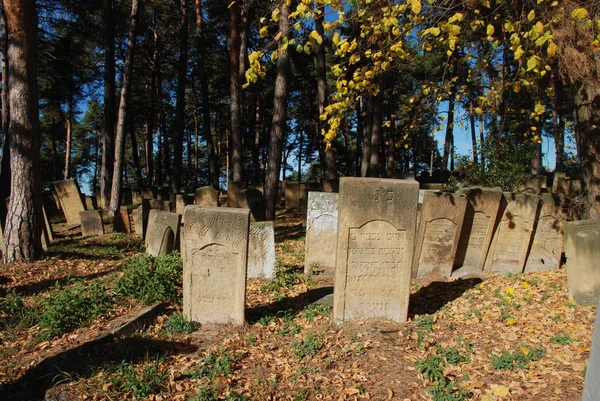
[0,209,596,401]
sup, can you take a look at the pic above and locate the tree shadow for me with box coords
[246,286,333,324]
[275,223,304,243]
[408,278,483,319]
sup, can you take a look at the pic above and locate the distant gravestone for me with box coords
[525,194,565,272]
[131,200,150,238]
[113,206,132,233]
[285,182,302,209]
[333,177,419,324]
[53,179,86,226]
[453,188,503,277]
[582,297,600,401]
[195,186,219,207]
[412,191,467,280]
[175,194,195,222]
[148,199,171,212]
[565,220,600,306]
[519,175,547,194]
[182,206,249,324]
[145,210,181,256]
[84,195,97,211]
[322,179,339,193]
[484,192,539,275]
[248,221,276,279]
[552,172,567,193]
[80,210,104,237]
[304,192,339,275]
[227,181,245,208]
[132,192,143,207]
[239,189,265,222]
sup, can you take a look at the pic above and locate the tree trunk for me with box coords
[442,93,456,171]
[101,0,116,208]
[369,83,383,177]
[64,97,72,179]
[385,119,395,178]
[108,0,139,215]
[145,13,159,189]
[229,0,243,184]
[264,2,290,221]
[0,4,11,221]
[555,117,565,172]
[360,96,372,177]
[479,114,485,167]
[531,141,543,175]
[3,0,42,262]
[129,113,143,190]
[469,102,479,165]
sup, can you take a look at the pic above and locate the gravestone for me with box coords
[182,206,249,324]
[564,220,600,306]
[304,192,339,275]
[248,221,276,279]
[484,192,539,275]
[195,186,219,207]
[552,172,567,193]
[227,181,245,208]
[141,188,154,199]
[84,195,97,211]
[582,297,600,401]
[131,200,150,238]
[132,192,142,207]
[285,182,302,209]
[42,205,54,242]
[525,194,565,272]
[453,188,503,277]
[175,194,195,222]
[148,199,171,212]
[53,179,86,226]
[113,206,132,233]
[239,189,266,222]
[334,177,419,324]
[412,191,467,280]
[420,183,444,191]
[519,175,547,194]
[322,179,339,193]
[145,210,181,257]
[80,211,104,237]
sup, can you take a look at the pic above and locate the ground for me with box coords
[0,209,595,401]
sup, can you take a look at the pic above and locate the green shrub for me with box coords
[162,312,199,334]
[490,345,546,371]
[110,357,167,398]
[0,288,25,317]
[435,345,470,365]
[291,332,324,360]
[189,348,236,380]
[415,354,446,382]
[426,381,471,401]
[116,252,183,304]
[301,303,332,321]
[413,315,434,331]
[550,333,572,345]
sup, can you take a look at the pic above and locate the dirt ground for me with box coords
[0,209,595,401]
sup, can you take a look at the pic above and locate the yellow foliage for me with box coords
[411,0,421,14]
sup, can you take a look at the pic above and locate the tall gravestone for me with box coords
[484,192,539,275]
[114,206,132,233]
[525,194,565,272]
[453,188,502,277]
[412,191,467,280]
[239,189,266,222]
[304,192,339,275]
[248,221,276,279]
[145,210,181,257]
[227,181,245,208]
[195,186,219,207]
[182,206,249,324]
[334,177,419,324]
[564,220,600,306]
[176,194,195,222]
[80,211,104,237]
[582,297,600,401]
[53,179,86,226]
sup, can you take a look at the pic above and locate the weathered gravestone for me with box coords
[582,296,600,401]
[453,188,502,277]
[322,179,339,193]
[484,192,539,275]
[304,192,339,275]
[148,199,171,212]
[519,175,547,194]
[227,181,245,208]
[334,177,419,324]
[284,182,302,209]
[195,186,219,207]
[131,200,150,238]
[564,220,600,306]
[80,211,104,237]
[552,172,567,193]
[84,195,97,211]
[175,194,195,222]
[525,193,565,272]
[239,189,266,222]
[114,206,132,233]
[42,205,54,242]
[145,210,181,257]
[412,191,467,280]
[248,221,276,279]
[182,206,249,324]
[53,179,86,226]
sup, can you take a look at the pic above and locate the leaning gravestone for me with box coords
[453,188,503,277]
[304,192,339,275]
[53,179,86,226]
[145,210,181,257]
[42,205,54,242]
[525,194,565,272]
[80,211,104,237]
[412,191,467,280]
[182,206,249,324]
[582,296,600,401]
[114,206,132,233]
[484,192,539,275]
[195,186,219,207]
[248,221,276,279]
[334,177,419,324]
[564,220,600,306]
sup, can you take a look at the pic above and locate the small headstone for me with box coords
[525,194,565,272]
[53,179,86,225]
[248,221,276,279]
[113,206,132,233]
[132,206,143,236]
[132,192,143,207]
[556,177,571,196]
[195,186,219,207]
[175,194,195,222]
[453,188,503,277]
[227,181,245,208]
[322,179,339,193]
[519,175,547,194]
[484,192,539,275]
[304,192,339,275]
[412,191,467,280]
[564,220,600,306]
[148,199,171,212]
[239,189,265,222]
[552,172,567,193]
[84,195,97,211]
[582,297,600,401]
[334,177,419,324]
[145,210,181,257]
[80,210,104,237]
[284,182,302,209]
[141,188,154,199]
[182,206,249,324]
[156,187,170,201]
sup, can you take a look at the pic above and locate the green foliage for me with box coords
[435,345,470,365]
[260,259,304,294]
[550,333,572,345]
[413,315,434,331]
[162,312,199,335]
[38,281,112,340]
[291,332,324,360]
[189,348,236,380]
[0,288,25,317]
[301,303,332,321]
[116,252,183,305]
[279,320,301,336]
[110,357,167,399]
[490,345,547,371]
[189,386,248,401]
[426,381,471,401]
[415,354,446,382]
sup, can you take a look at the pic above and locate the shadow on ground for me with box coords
[247,286,333,324]
[408,277,483,319]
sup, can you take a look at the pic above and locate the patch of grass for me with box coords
[116,252,182,305]
[291,332,324,360]
[490,345,547,371]
[162,312,199,335]
[301,303,332,321]
[435,345,470,365]
[279,320,301,336]
[189,386,248,401]
[260,259,304,293]
[110,356,167,398]
[426,381,471,401]
[551,333,572,345]
[0,288,24,317]
[413,315,434,331]
[189,348,236,380]
[415,354,446,382]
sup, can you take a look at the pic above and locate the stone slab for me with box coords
[113,206,131,233]
[248,221,276,279]
[582,297,600,401]
[552,172,567,193]
[148,199,171,212]
[412,191,467,280]
[284,182,302,209]
[80,210,104,238]
[195,186,219,207]
[565,220,600,306]
[322,179,339,193]
[84,195,97,211]
[175,194,195,222]
[42,205,54,242]
[484,192,539,275]
[239,189,265,222]
[182,206,249,325]
[227,181,245,208]
[525,194,565,272]
[53,179,86,225]
[145,210,181,257]
[304,192,339,275]
[334,177,419,324]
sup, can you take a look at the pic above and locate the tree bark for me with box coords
[360,96,372,177]
[0,5,11,221]
[229,0,243,184]
[101,0,116,208]
[129,113,143,190]
[368,84,383,177]
[64,97,72,179]
[469,102,479,165]
[108,0,140,215]
[264,2,291,220]
[3,0,42,262]
[385,119,395,178]
[442,92,456,171]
